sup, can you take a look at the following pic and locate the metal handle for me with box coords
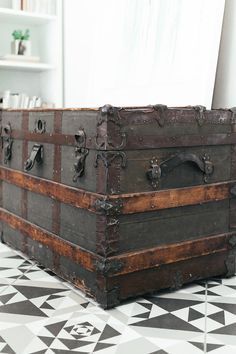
[24,144,43,171]
[147,152,214,189]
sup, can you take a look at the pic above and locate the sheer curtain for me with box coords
[64,0,225,108]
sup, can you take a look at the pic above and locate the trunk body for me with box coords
[0,105,236,308]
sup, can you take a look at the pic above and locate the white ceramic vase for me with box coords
[11,40,31,56]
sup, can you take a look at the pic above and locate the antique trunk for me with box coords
[0,104,236,308]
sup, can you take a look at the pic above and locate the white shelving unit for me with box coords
[0,7,57,24]
[0,0,63,107]
[0,60,54,71]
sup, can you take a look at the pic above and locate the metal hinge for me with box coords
[229,107,236,124]
[193,105,206,126]
[153,104,168,127]
[94,151,127,168]
[94,199,123,216]
[96,258,123,276]
[96,104,126,150]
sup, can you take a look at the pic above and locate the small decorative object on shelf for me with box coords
[0,90,50,109]
[11,29,31,56]
[11,0,56,15]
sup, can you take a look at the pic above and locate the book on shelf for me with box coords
[11,0,56,15]
[0,90,54,109]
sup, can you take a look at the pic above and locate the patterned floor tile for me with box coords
[153,340,205,353]
[19,265,65,284]
[0,241,236,353]
[107,294,206,354]
[206,279,236,336]
[206,276,236,353]
[205,334,236,353]
[139,293,206,331]
[208,275,236,286]
[0,244,35,288]
[146,282,207,303]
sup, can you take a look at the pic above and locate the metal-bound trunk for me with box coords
[0,105,236,308]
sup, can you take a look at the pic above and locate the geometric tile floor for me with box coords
[0,242,236,354]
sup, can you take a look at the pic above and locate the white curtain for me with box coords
[64,0,225,108]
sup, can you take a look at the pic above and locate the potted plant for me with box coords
[11,29,31,56]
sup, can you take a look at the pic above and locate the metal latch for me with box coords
[24,144,43,171]
[146,158,162,189]
[73,128,89,182]
[73,147,89,182]
[193,105,206,126]
[1,123,13,164]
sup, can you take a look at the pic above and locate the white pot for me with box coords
[11,40,20,55]
[11,40,31,56]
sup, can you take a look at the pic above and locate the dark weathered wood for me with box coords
[115,145,231,193]
[119,200,229,252]
[52,111,62,272]
[2,204,233,278]
[0,166,233,215]
[60,203,97,252]
[21,111,29,253]
[1,106,235,308]
[106,232,234,276]
[0,208,98,271]
[108,251,228,304]
[21,111,29,220]
[111,181,233,214]
[0,166,100,212]
[10,130,75,146]
[2,223,98,300]
[5,108,99,112]
[125,133,236,150]
[0,110,2,237]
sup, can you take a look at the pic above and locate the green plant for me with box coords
[12,29,30,41]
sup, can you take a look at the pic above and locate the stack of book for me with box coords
[12,0,56,15]
[0,90,43,109]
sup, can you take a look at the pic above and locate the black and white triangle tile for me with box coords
[0,243,35,287]
[0,242,236,353]
[204,275,236,353]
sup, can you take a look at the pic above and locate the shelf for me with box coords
[0,8,56,25]
[0,60,54,72]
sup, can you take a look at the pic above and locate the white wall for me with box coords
[64,0,225,108]
[213,0,236,109]
[0,0,11,8]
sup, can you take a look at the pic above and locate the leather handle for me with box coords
[147,152,214,189]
